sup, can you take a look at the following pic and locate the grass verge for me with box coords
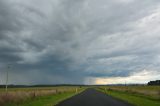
[98,88,160,106]
[5,89,85,106]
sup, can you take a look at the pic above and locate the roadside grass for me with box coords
[100,86,160,100]
[6,91,76,106]
[98,87,160,106]
[0,87,85,106]
[0,86,79,92]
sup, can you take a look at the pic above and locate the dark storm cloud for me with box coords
[0,0,160,84]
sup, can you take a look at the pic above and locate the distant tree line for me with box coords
[148,80,160,85]
[0,84,88,88]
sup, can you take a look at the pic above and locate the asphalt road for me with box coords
[56,88,132,106]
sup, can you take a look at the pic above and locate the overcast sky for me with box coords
[0,0,160,85]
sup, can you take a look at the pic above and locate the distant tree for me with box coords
[148,80,160,86]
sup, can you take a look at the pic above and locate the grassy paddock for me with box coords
[98,86,160,106]
[0,86,85,106]
[103,86,160,100]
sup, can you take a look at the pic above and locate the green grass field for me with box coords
[0,86,85,106]
[1,85,159,106]
[6,91,75,106]
[98,86,160,106]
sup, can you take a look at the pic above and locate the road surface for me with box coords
[56,88,132,106]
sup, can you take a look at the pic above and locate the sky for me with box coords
[0,0,160,85]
